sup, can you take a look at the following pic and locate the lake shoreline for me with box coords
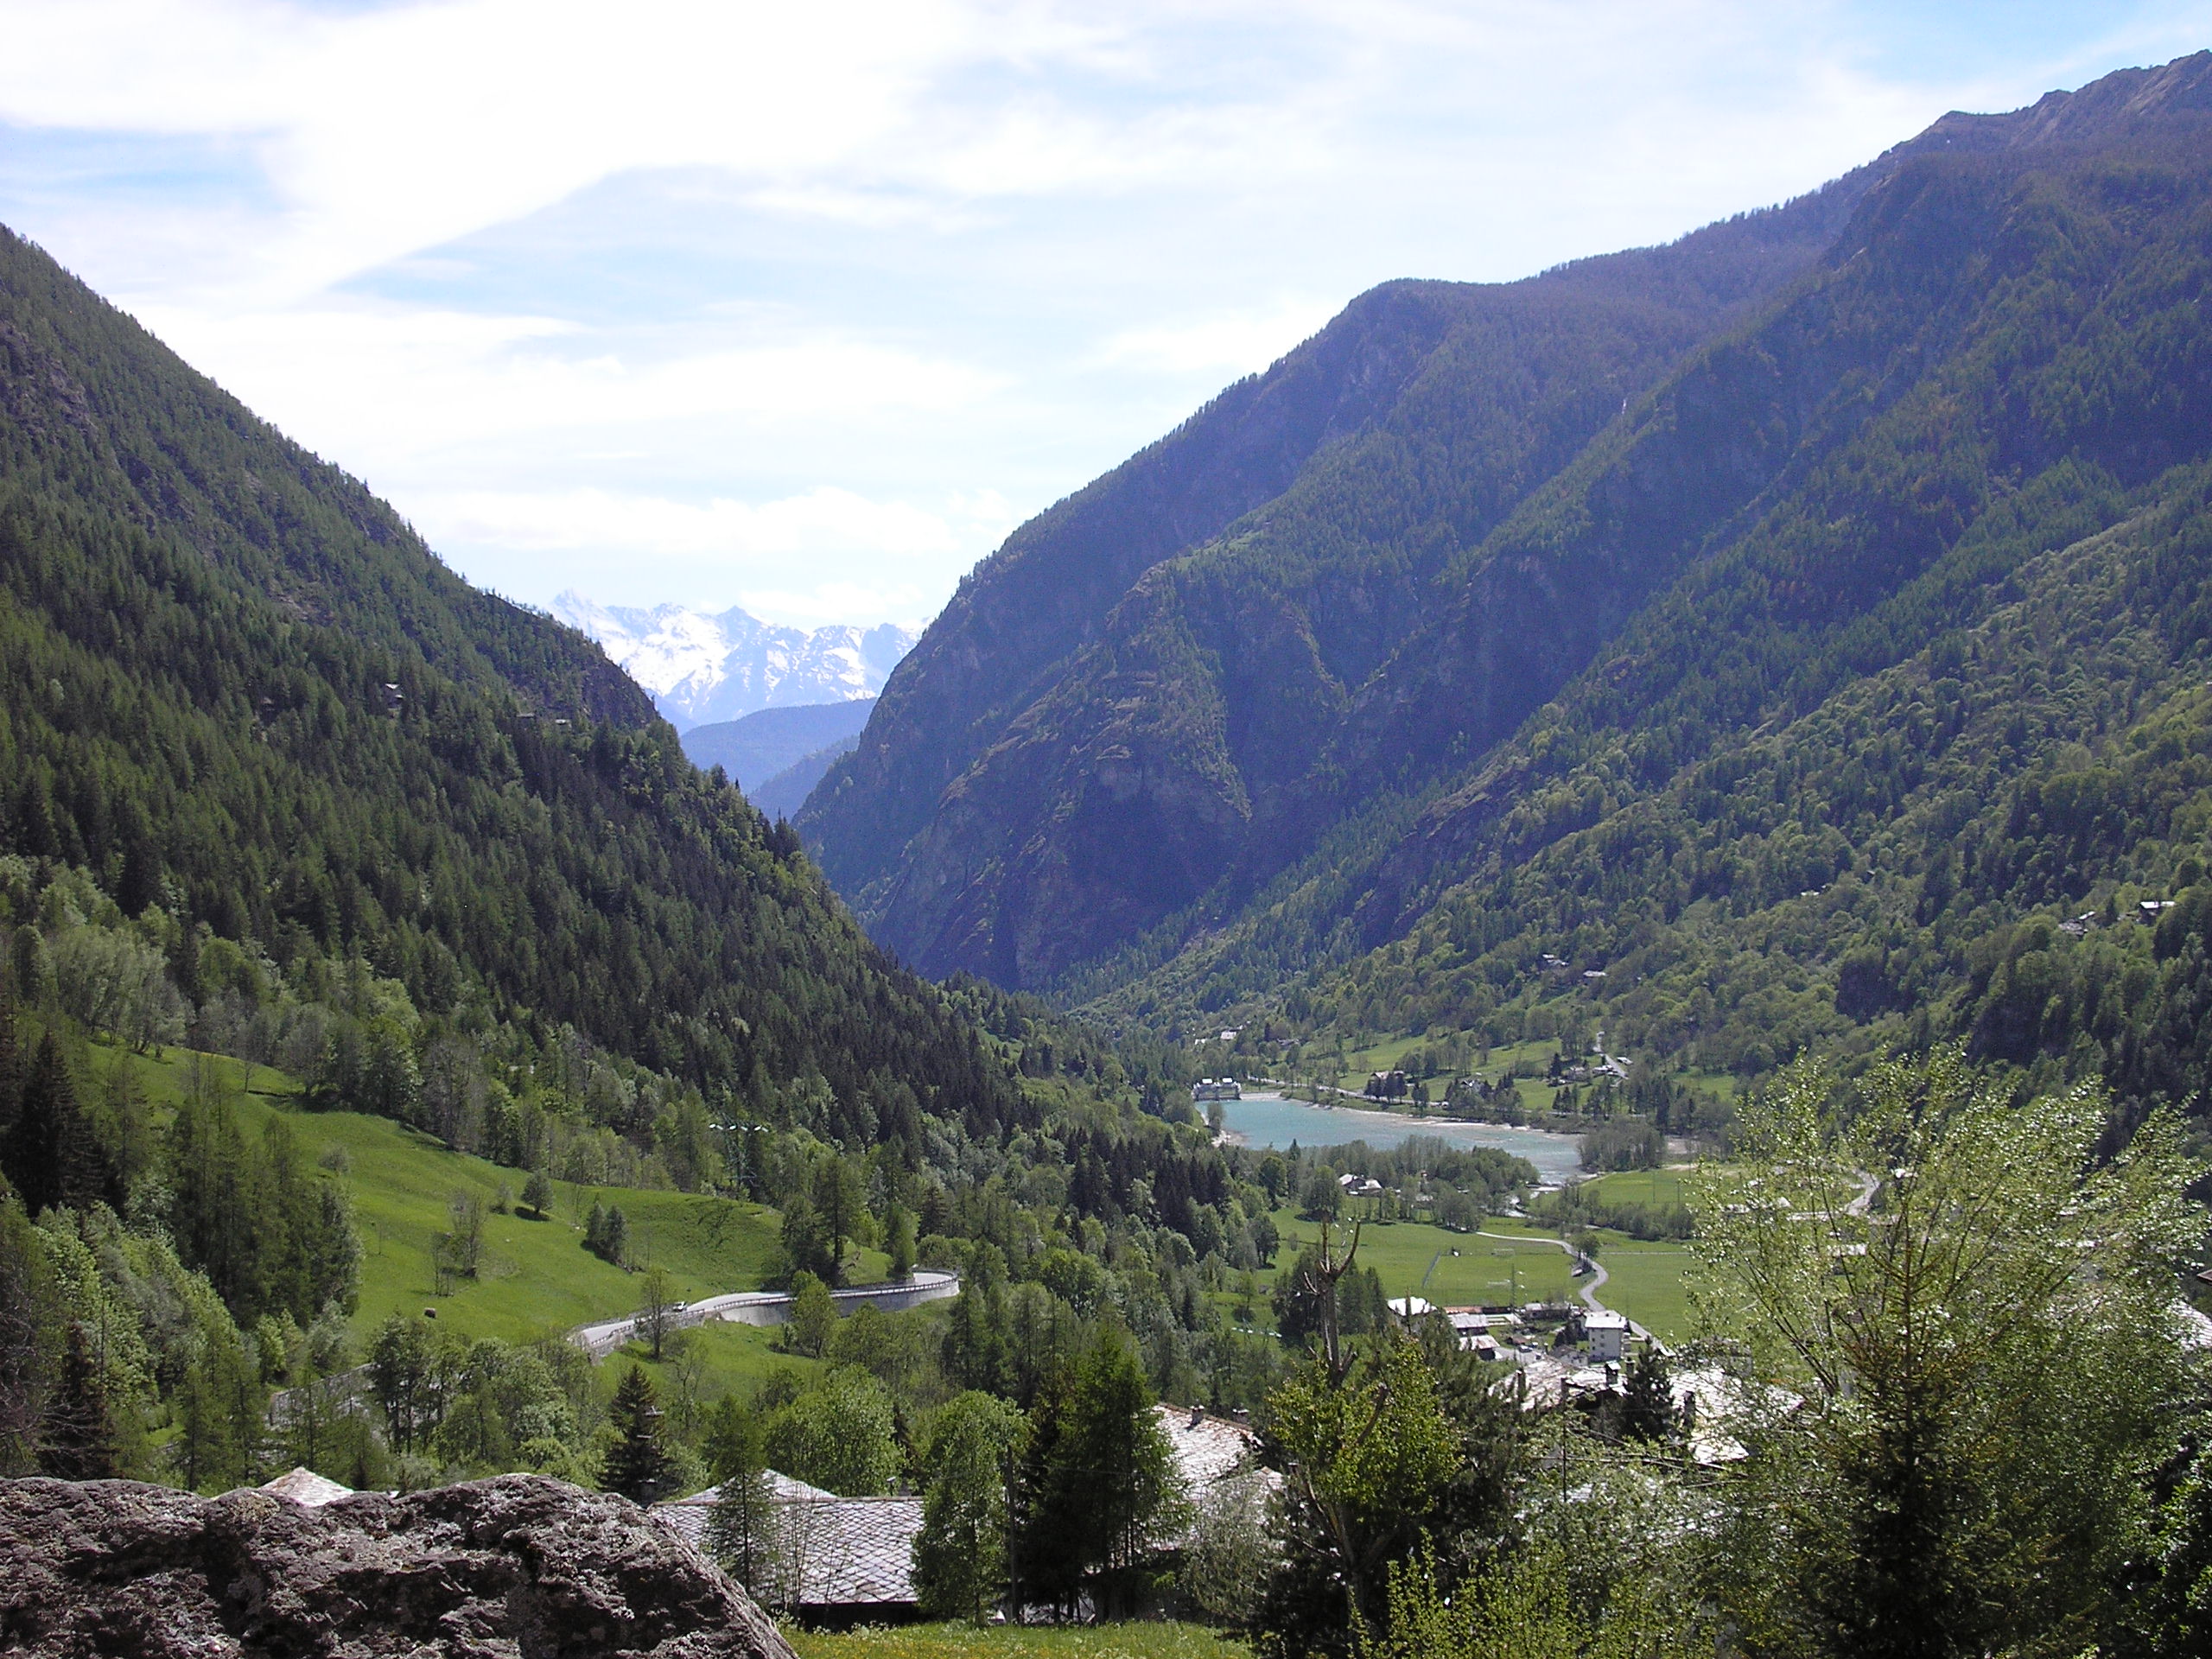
[1216,1091,1585,1184]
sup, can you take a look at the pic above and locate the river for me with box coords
[1218,1091,1584,1184]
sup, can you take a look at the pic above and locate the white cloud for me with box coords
[2,0,986,300]
[6,0,2205,627]
[1096,299,1341,377]
[419,484,976,559]
[126,301,1003,470]
[410,483,1020,626]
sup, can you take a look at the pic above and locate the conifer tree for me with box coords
[810,1156,864,1287]
[583,1200,628,1266]
[38,1320,119,1479]
[1008,1332,1179,1618]
[1618,1344,1676,1445]
[170,1356,230,1494]
[913,1391,1025,1623]
[781,1272,835,1359]
[4,1032,88,1217]
[171,1324,264,1495]
[0,968,20,1162]
[366,1314,438,1455]
[702,1395,779,1599]
[603,1364,671,1503]
[886,1203,915,1281]
[778,1192,829,1284]
[1007,1365,1083,1617]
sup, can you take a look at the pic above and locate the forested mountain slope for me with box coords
[800,163,1890,972]
[1083,54,2212,1128]
[801,53,2212,1076]
[0,221,1014,1130]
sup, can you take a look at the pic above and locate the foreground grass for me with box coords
[789,1624,1249,1659]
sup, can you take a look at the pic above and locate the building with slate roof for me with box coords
[653,1473,924,1627]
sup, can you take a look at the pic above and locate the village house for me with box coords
[653,1471,925,1628]
[1580,1309,1630,1363]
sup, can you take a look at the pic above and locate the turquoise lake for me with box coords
[1219,1092,1584,1184]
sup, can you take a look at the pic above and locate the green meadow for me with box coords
[1579,1166,1693,1208]
[1590,1241,1698,1344]
[90,1041,819,1348]
[1269,1209,1579,1308]
[1267,1187,1702,1343]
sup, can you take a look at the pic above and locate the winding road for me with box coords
[570,1268,962,1358]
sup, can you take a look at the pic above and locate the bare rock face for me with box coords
[0,1473,799,1659]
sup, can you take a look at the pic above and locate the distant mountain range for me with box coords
[552,593,914,731]
[680,701,874,818]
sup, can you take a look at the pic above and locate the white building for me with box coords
[1583,1310,1630,1363]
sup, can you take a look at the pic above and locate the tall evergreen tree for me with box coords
[171,1324,264,1495]
[366,1315,438,1456]
[1060,1332,1180,1617]
[885,1203,915,1281]
[702,1395,779,1600]
[38,1321,119,1479]
[1007,1332,1183,1618]
[168,1089,251,1315]
[810,1155,864,1287]
[777,1192,830,1285]
[1618,1344,1676,1446]
[1007,1365,1084,1618]
[602,1365,671,1503]
[4,1031,93,1217]
[0,967,21,1166]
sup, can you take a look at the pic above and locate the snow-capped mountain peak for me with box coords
[552,591,916,731]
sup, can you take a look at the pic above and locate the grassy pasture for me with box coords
[92,1042,807,1347]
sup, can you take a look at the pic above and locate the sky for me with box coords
[3,2,2209,631]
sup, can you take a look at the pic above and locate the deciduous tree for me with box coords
[1693,1052,2202,1659]
[912,1390,1026,1623]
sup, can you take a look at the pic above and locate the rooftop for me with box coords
[654,1475,923,1609]
[1154,1403,1268,1491]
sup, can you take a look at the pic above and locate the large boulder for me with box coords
[0,1473,799,1659]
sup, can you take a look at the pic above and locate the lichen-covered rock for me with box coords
[0,1473,798,1659]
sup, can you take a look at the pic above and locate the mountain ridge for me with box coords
[797,48,2212,1085]
[678,699,876,791]
[0,219,1022,1130]
[793,72,1980,982]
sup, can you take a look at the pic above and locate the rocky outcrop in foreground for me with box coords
[0,1473,798,1659]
